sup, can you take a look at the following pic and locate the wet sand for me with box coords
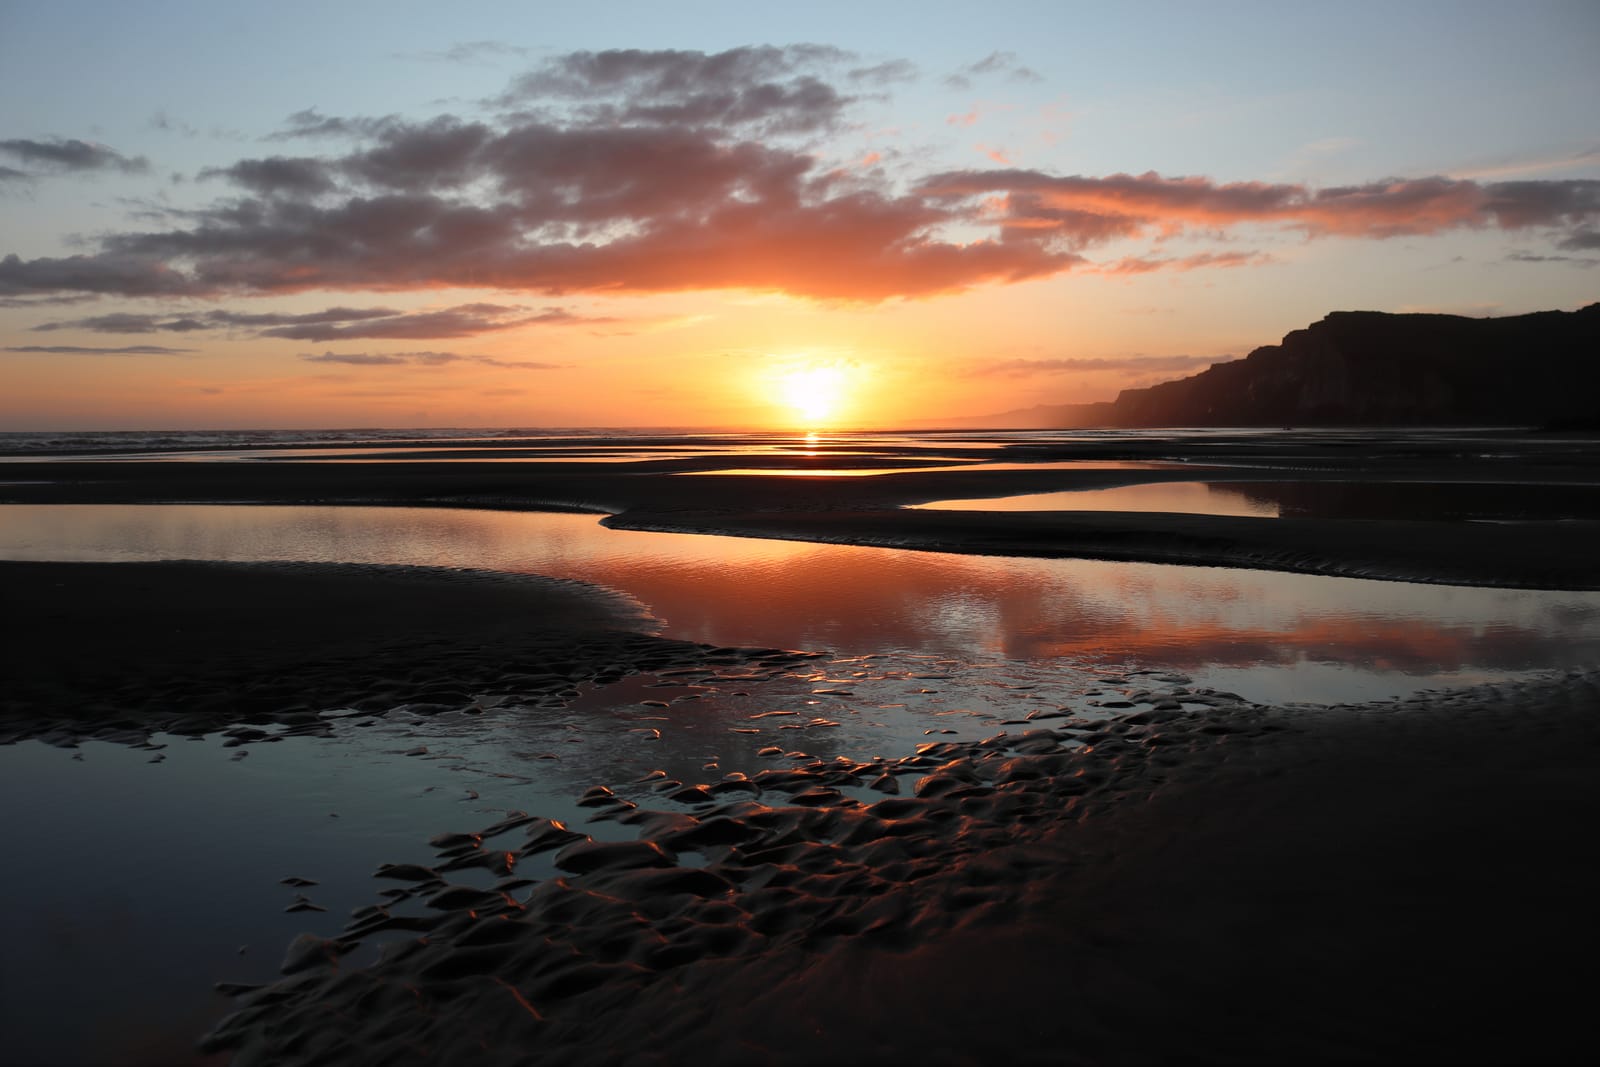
[1,560,800,743]
[9,561,1591,1062]
[193,667,1600,1065]
[4,429,1599,588]
[4,433,1598,1062]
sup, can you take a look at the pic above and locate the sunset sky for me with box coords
[2,1,1596,431]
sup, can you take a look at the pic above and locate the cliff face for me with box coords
[1105,303,1600,427]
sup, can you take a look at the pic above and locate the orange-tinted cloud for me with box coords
[922,168,1600,244]
[1,50,1596,305]
[1099,250,1271,274]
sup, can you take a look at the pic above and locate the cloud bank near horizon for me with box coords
[2,46,1596,309]
[30,302,602,341]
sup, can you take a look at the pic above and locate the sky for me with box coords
[1,0,1596,431]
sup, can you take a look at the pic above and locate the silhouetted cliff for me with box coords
[1105,303,1600,427]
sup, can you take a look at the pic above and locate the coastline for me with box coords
[196,667,1600,1065]
[3,432,1597,1063]
[605,505,1600,589]
[5,432,1600,590]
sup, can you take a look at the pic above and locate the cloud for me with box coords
[1505,252,1599,268]
[8,114,1076,299]
[402,41,530,64]
[944,51,1042,91]
[148,111,200,138]
[0,293,100,308]
[198,156,338,196]
[260,304,579,341]
[33,302,600,340]
[300,349,565,369]
[1099,250,1272,274]
[499,45,856,135]
[920,169,1600,245]
[1446,145,1600,181]
[269,108,398,141]
[4,343,195,355]
[32,311,212,333]
[0,165,30,183]
[1558,229,1600,251]
[967,355,1229,378]
[0,137,149,175]
[0,253,192,297]
[2,50,1596,304]
[848,59,917,85]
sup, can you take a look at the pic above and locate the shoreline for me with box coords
[605,505,1600,590]
[5,432,1598,1062]
[197,668,1600,1065]
[5,452,1600,589]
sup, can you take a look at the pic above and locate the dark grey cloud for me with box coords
[32,302,599,341]
[342,118,495,191]
[262,303,563,341]
[208,306,403,328]
[300,349,565,369]
[269,108,398,141]
[199,156,338,196]
[32,311,210,333]
[5,344,196,355]
[967,355,1229,378]
[0,293,99,308]
[0,137,149,174]
[0,165,29,182]
[500,45,855,134]
[0,253,192,297]
[1558,228,1600,251]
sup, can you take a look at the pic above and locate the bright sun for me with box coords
[776,365,847,424]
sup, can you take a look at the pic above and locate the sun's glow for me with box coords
[776,364,848,425]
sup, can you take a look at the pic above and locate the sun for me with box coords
[776,364,847,425]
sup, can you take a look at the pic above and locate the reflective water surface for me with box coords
[4,503,1597,701]
[914,478,1600,520]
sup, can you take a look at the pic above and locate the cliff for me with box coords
[1104,303,1600,427]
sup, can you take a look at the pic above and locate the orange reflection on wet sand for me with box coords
[1,503,1593,684]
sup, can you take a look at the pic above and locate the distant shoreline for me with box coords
[5,428,1598,590]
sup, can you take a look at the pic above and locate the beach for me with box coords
[193,667,1600,1066]
[2,430,1597,1064]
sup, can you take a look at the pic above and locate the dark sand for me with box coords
[1,560,792,743]
[4,433,1598,1062]
[194,669,1600,1066]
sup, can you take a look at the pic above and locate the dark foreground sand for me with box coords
[1,560,792,743]
[3,523,1596,1062]
[188,666,1599,1065]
